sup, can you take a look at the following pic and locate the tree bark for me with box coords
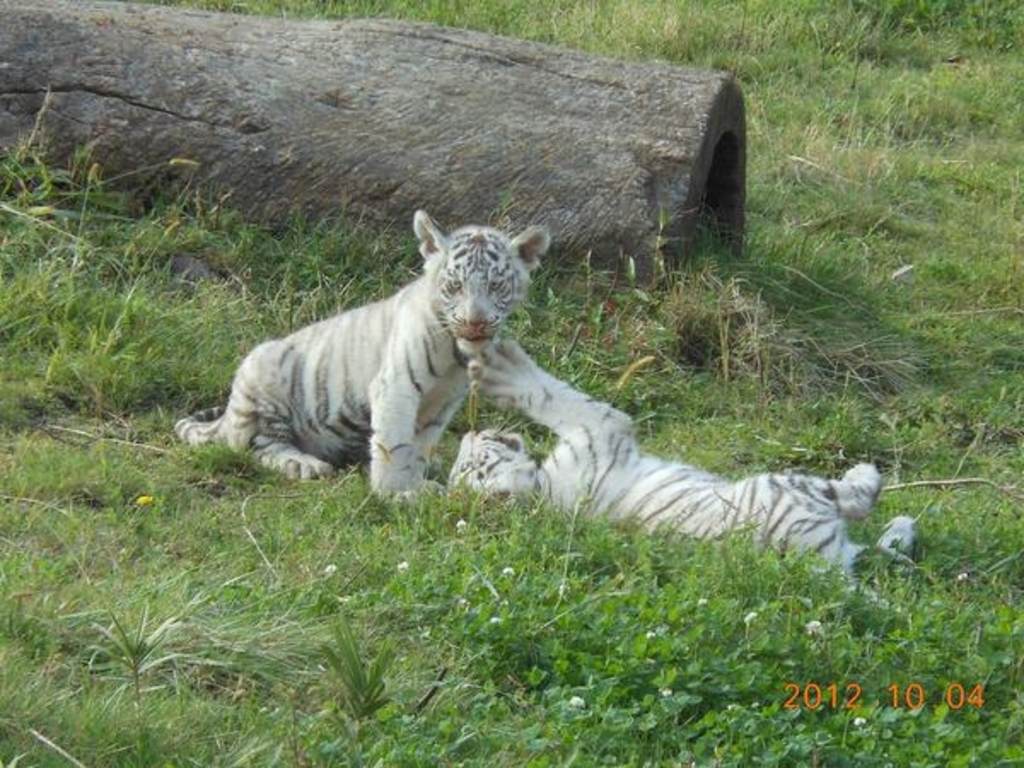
[0,1,745,276]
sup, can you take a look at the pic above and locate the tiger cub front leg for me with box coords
[368,376,428,494]
[471,340,632,438]
[468,340,558,416]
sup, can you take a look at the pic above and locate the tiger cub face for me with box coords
[414,212,550,355]
[449,429,539,495]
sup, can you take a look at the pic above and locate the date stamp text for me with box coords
[783,682,985,711]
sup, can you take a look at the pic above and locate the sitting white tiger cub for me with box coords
[177,211,549,493]
[450,341,916,572]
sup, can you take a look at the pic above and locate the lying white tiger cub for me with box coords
[450,341,915,572]
[177,211,549,493]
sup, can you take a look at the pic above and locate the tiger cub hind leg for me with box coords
[178,398,335,480]
[252,434,335,480]
[874,515,917,563]
[834,463,883,520]
[834,467,917,567]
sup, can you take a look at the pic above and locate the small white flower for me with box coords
[956,571,970,582]
[489,616,502,625]
[854,717,867,727]
[457,597,470,609]
[456,519,468,534]
[501,567,516,578]
[660,688,673,698]
[743,611,758,626]
[397,560,410,573]
[322,564,338,576]
[646,631,657,640]
[568,695,586,710]
[804,620,823,636]
[696,598,709,607]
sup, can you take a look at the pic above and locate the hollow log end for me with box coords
[665,76,746,272]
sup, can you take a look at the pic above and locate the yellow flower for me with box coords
[135,495,155,507]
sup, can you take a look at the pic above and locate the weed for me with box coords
[322,617,395,722]
[87,607,185,706]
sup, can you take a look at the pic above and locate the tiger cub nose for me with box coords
[460,320,491,341]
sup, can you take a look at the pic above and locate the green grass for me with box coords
[2,1,1023,765]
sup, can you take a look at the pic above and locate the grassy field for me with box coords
[2,1,1022,765]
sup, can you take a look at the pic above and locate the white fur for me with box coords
[176,212,549,493]
[451,341,916,572]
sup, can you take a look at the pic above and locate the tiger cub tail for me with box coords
[175,406,227,446]
[834,463,883,520]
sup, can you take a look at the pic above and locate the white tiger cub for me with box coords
[177,211,550,493]
[450,341,916,572]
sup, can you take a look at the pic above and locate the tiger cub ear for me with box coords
[493,432,527,454]
[511,226,550,271]
[413,210,448,262]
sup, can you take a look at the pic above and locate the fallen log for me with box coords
[0,0,745,276]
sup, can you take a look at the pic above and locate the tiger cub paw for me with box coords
[393,479,445,503]
[256,446,336,480]
[370,443,428,494]
[278,455,336,480]
[876,516,916,555]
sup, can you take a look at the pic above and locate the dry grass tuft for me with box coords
[664,267,918,399]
